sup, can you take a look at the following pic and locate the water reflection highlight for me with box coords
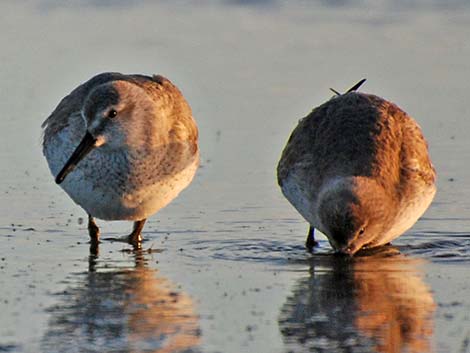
[279,248,435,352]
[41,251,201,353]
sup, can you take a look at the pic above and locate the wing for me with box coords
[399,114,436,188]
[278,93,385,188]
[137,75,199,153]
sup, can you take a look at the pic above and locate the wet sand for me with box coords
[1,1,469,352]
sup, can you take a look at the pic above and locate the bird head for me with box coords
[318,177,394,255]
[55,80,164,184]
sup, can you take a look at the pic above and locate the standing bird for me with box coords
[277,80,436,255]
[42,73,199,246]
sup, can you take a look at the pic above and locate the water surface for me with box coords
[0,1,469,352]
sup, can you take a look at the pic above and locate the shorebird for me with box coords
[277,80,436,255]
[42,72,199,246]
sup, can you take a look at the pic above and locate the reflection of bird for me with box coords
[354,256,435,353]
[41,252,201,353]
[279,249,435,353]
[42,73,199,245]
[277,80,436,254]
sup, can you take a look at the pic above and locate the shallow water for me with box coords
[1,1,470,352]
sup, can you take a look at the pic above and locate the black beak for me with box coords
[336,246,354,257]
[55,132,97,184]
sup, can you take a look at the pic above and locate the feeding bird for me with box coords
[42,72,199,246]
[277,79,436,255]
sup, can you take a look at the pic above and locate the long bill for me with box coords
[55,132,97,184]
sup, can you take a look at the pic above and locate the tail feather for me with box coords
[330,78,367,96]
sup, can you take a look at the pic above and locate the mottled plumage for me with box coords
[42,72,199,246]
[277,88,435,255]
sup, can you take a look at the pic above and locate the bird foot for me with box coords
[88,215,100,242]
[305,226,319,251]
[102,219,146,250]
[102,234,142,244]
[306,240,319,252]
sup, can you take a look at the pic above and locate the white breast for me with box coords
[44,124,199,221]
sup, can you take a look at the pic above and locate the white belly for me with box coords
[44,126,199,221]
[60,157,198,221]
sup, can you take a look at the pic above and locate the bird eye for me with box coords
[108,109,117,118]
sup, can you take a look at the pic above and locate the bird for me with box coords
[277,79,436,255]
[42,72,199,247]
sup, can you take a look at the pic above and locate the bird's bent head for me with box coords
[318,177,393,255]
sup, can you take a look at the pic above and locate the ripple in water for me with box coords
[398,231,470,263]
[177,229,470,265]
